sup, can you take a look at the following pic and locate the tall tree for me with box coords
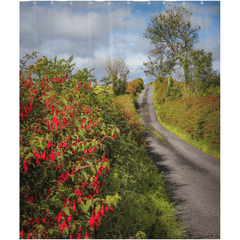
[103,56,130,96]
[189,49,220,92]
[142,6,201,88]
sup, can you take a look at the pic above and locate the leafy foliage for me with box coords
[20,52,120,239]
[143,5,201,86]
[153,79,220,158]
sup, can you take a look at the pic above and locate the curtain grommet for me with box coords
[33,1,36,4]
[127,0,130,4]
[108,1,111,4]
[69,1,73,5]
[148,1,150,5]
[51,1,54,4]
[183,1,185,4]
[89,1,92,4]
[201,1,203,4]
[163,1,165,4]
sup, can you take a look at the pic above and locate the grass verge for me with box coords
[93,83,188,239]
[152,81,220,160]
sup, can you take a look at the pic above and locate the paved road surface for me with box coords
[136,84,220,239]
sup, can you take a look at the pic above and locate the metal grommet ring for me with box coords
[148,1,150,5]
[127,0,130,4]
[108,1,111,4]
[69,1,73,4]
[33,1,36,4]
[89,1,92,4]
[201,1,203,4]
[51,1,54,4]
[163,1,165,4]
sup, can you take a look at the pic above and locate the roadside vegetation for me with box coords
[152,77,220,159]
[20,52,188,239]
[142,5,220,160]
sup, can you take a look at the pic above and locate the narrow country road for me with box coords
[136,84,220,239]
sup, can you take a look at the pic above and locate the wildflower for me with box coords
[57,211,62,223]
[59,141,63,148]
[85,232,89,239]
[68,213,72,223]
[105,204,109,212]
[20,228,24,238]
[41,151,46,160]
[100,205,106,217]
[64,140,67,148]
[73,202,76,213]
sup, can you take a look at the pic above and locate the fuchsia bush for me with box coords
[20,52,120,239]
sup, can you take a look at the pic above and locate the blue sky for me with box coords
[20,1,220,84]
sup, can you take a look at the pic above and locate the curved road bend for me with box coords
[136,84,220,239]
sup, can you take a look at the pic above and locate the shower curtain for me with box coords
[19,1,220,239]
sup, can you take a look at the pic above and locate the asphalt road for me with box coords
[136,84,220,239]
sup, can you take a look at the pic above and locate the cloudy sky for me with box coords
[20,0,220,84]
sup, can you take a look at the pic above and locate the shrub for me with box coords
[20,52,121,239]
[125,78,144,96]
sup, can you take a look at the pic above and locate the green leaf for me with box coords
[48,229,53,235]
[63,207,70,216]
[38,225,45,230]
[86,199,92,210]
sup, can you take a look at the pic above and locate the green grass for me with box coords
[92,83,188,239]
[152,81,220,160]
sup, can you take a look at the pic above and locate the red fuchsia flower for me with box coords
[82,181,87,188]
[76,87,79,91]
[85,232,89,239]
[100,205,106,217]
[20,228,24,238]
[93,146,97,151]
[27,232,31,239]
[36,157,41,167]
[65,73,69,78]
[88,148,92,154]
[105,204,109,212]
[56,165,62,170]
[106,135,108,139]
[59,141,63,148]
[68,213,72,223]
[60,219,68,230]
[110,205,113,211]
[54,77,57,83]
[102,156,108,163]
[41,151,46,160]
[57,211,62,223]
[73,202,76,213]
[83,150,86,155]
[97,168,102,176]
[64,140,67,148]
[47,187,51,197]
[112,134,117,139]
[62,77,65,82]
